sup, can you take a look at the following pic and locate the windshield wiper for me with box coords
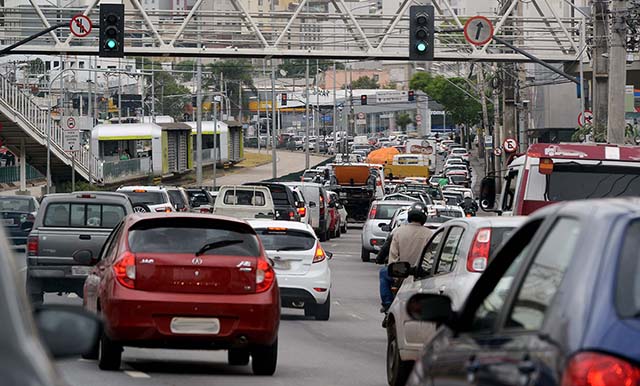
[195,239,244,256]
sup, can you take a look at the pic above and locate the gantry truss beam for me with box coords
[0,0,586,62]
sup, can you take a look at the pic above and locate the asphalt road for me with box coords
[38,225,388,386]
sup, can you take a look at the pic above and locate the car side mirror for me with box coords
[388,261,413,278]
[72,249,97,265]
[406,293,455,325]
[326,251,333,260]
[33,305,101,358]
[479,177,497,211]
[309,201,317,208]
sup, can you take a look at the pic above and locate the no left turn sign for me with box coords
[578,110,594,127]
[503,138,518,153]
[69,14,92,38]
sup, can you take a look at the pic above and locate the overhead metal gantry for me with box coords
[0,0,585,62]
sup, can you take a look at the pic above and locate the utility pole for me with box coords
[271,60,277,179]
[305,59,310,170]
[478,64,490,173]
[332,61,337,153]
[607,0,628,144]
[196,57,203,186]
[213,100,218,189]
[315,59,320,154]
[493,64,502,191]
[118,58,122,121]
[592,0,609,139]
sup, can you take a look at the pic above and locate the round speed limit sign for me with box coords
[493,147,503,156]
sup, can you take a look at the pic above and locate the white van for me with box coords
[282,182,331,241]
[213,185,275,220]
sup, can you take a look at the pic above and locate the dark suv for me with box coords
[26,192,133,304]
[244,182,301,222]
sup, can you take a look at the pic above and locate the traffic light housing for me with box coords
[408,90,415,101]
[100,4,124,57]
[281,93,287,106]
[361,95,367,105]
[409,5,434,61]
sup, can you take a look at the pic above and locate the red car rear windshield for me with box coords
[128,218,260,256]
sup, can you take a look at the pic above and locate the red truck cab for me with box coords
[481,143,640,216]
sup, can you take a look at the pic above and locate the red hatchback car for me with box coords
[82,213,280,375]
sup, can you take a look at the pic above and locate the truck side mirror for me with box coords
[479,177,496,211]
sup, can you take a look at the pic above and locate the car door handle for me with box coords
[79,234,91,240]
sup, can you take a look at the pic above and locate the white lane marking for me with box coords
[125,370,151,379]
[350,313,364,320]
[77,358,92,362]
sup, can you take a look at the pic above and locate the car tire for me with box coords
[386,323,412,386]
[98,332,122,371]
[251,339,278,376]
[319,230,328,242]
[228,348,250,366]
[82,329,101,360]
[342,224,347,233]
[27,277,43,305]
[361,247,371,262]
[314,293,331,321]
[132,204,150,213]
[336,226,341,238]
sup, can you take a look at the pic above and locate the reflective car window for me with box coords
[506,217,581,331]
[436,227,465,274]
[616,219,640,318]
[418,230,444,277]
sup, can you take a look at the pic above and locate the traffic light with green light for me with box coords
[409,5,434,61]
[99,4,124,58]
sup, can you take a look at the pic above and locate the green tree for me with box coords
[383,82,398,90]
[141,59,191,119]
[351,75,379,89]
[278,59,345,77]
[396,112,413,132]
[174,60,196,82]
[204,59,257,121]
[27,58,45,75]
[409,72,482,128]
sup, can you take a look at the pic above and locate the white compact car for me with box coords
[248,220,332,320]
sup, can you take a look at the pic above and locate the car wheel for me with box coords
[386,323,413,386]
[98,332,122,371]
[132,204,150,213]
[251,339,278,376]
[228,348,250,366]
[319,230,328,242]
[314,293,331,321]
[361,247,371,262]
[342,224,347,233]
[82,327,101,360]
[27,277,43,306]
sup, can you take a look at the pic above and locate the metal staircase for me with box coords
[0,74,99,183]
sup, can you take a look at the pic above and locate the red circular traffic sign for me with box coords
[493,147,503,156]
[503,138,518,153]
[577,110,593,127]
[66,117,76,129]
[69,14,92,38]
[463,16,494,46]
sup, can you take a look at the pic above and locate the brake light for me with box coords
[369,205,377,219]
[561,352,640,386]
[27,236,38,256]
[155,207,172,212]
[113,251,136,289]
[289,211,295,220]
[256,258,275,293]
[467,228,491,272]
[133,189,147,193]
[200,207,210,213]
[319,195,325,215]
[313,243,326,263]
[297,207,306,217]
[76,194,96,198]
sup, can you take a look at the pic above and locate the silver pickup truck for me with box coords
[26,192,132,304]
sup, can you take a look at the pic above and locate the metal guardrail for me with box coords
[102,157,151,183]
[0,165,44,184]
[0,73,100,181]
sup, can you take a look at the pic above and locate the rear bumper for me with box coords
[27,265,88,294]
[101,284,280,348]
[277,264,330,307]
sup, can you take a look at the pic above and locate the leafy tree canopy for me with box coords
[351,75,380,89]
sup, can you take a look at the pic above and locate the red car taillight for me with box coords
[200,207,210,213]
[289,211,295,220]
[255,258,275,293]
[562,352,640,386]
[27,236,38,256]
[313,243,326,263]
[113,251,136,289]
[297,207,306,217]
[369,205,377,219]
[466,228,491,272]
